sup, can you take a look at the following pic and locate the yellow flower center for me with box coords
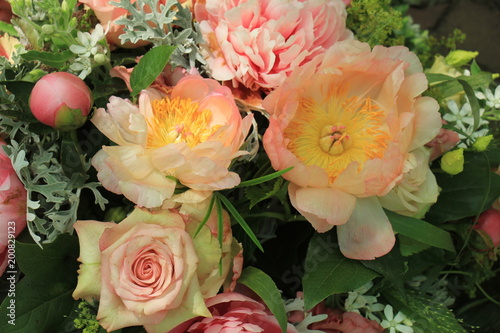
[284,85,391,183]
[146,96,218,149]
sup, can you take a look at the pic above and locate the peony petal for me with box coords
[337,197,396,260]
[288,183,356,232]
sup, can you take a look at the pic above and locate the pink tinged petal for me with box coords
[288,183,356,233]
[119,176,175,208]
[151,143,188,171]
[72,220,116,301]
[408,96,442,151]
[337,197,396,260]
[92,149,122,195]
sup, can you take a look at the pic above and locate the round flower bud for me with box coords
[472,135,493,152]
[29,72,93,131]
[441,149,464,175]
[474,209,500,249]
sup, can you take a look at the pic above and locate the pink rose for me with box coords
[195,0,353,95]
[170,292,300,333]
[29,72,93,131]
[474,209,500,249]
[72,206,238,332]
[263,40,441,259]
[91,74,253,208]
[425,120,460,161]
[0,139,27,276]
[0,0,12,23]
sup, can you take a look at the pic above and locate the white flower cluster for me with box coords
[443,98,489,147]
[69,24,109,79]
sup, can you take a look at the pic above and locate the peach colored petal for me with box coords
[337,197,395,259]
[288,183,357,232]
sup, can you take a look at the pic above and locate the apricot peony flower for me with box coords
[195,0,353,95]
[0,139,27,276]
[170,292,299,333]
[72,206,239,333]
[263,40,441,259]
[92,74,252,208]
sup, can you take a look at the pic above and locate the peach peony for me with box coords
[0,139,27,276]
[72,205,239,332]
[195,0,353,95]
[91,74,253,208]
[263,40,441,259]
[170,292,299,333]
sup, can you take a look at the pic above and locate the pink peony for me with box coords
[425,120,460,161]
[91,74,253,208]
[195,0,353,95]
[72,205,239,332]
[0,0,12,23]
[170,292,299,333]
[29,72,93,131]
[0,139,27,276]
[263,40,441,259]
[474,209,500,249]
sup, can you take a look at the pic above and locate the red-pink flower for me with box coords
[170,292,299,333]
[0,139,27,276]
[195,0,353,94]
[0,0,12,23]
[309,304,384,333]
[263,40,441,259]
[29,72,93,131]
[474,209,500,248]
[425,120,460,161]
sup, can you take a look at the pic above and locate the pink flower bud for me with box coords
[426,120,460,161]
[29,72,93,131]
[474,209,500,248]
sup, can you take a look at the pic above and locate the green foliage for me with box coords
[385,288,468,332]
[130,45,176,96]
[239,267,288,333]
[0,234,80,332]
[427,151,500,223]
[386,210,455,252]
[112,0,206,69]
[346,0,405,47]
[302,232,379,310]
[74,301,103,333]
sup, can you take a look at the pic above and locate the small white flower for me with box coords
[380,305,414,333]
[475,85,500,109]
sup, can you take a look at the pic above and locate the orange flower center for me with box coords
[146,96,218,149]
[284,85,391,183]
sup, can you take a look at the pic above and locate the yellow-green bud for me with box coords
[473,135,493,152]
[93,53,107,64]
[445,50,479,67]
[441,149,464,175]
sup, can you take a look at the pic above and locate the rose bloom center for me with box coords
[284,85,392,183]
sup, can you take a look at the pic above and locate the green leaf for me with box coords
[0,277,78,332]
[16,233,79,282]
[470,60,482,75]
[426,73,455,84]
[457,79,481,131]
[0,80,34,104]
[216,193,264,252]
[0,22,19,36]
[237,167,293,187]
[302,233,379,310]
[398,234,431,256]
[428,152,500,222]
[193,194,215,237]
[428,73,492,100]
[130,45,176,96]
[385,288,467,333]
[0,109,37,122]
[245,178,285,209]
[360,245,405,292]
[386,210,455,252]
[21,50,74,69]
[238,267,288,333]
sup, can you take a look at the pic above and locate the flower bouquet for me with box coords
[1,0,499,332]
